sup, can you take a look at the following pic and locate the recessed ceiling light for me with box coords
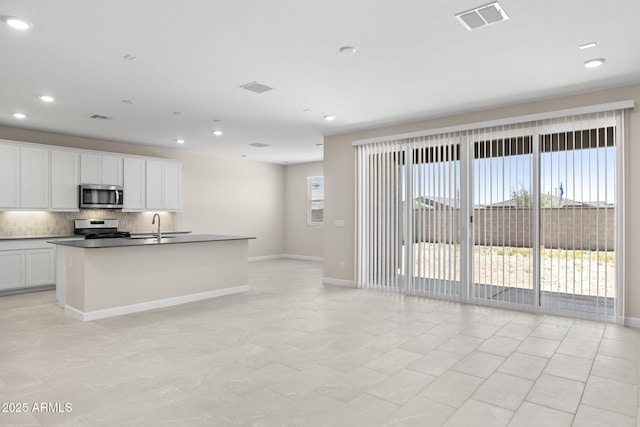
[579,42,597,50]
[39,95,55,103]
[172,111,183,116]
[121,99,135,105]
[3,16,32,30]
[176,139,185,144]
[339,46,357,55]
[316,143,324,146]
[123,54,137,61]
[13,113,26,119]
[584,58,605,68]
[324,115,336,121]
[212,130,223,136]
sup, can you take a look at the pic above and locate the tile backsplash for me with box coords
[0,210,176,237]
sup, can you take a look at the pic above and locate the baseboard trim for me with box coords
[624,317,640,328]
[249,254,284,262]
[282,254,323,262]
[323,277,357,288]
[249,254,323,262]
[64,285,250,321]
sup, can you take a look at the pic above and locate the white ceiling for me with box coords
[1,0,639,164]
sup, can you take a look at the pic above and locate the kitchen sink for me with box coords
[129,235,177,240]
[131,237,179,244]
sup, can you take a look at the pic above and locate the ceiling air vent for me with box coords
[90,114,113,120]
[249,142,270,148]
[455,2,509,30]
[240,81,273,94]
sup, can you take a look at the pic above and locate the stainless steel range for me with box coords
[74,219,131,239]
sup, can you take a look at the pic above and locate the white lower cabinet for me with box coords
[0,250,25,290]
[0,240,55,290]
[26,249,55,286]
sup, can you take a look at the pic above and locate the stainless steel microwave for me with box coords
[79,184,124,209]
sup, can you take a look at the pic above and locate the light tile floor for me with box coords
[0,259,639,426]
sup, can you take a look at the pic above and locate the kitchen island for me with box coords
[50,234,255,321]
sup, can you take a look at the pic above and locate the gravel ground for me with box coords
[412,242,615,298]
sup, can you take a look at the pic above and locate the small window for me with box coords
[307,176,324,226]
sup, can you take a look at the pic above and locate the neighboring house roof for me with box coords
[581,201,615,208]
[488,194,584,208]
[413,196,460,210]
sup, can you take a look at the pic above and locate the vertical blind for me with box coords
[356,108,624,322]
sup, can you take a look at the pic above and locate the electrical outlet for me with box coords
[339,262,345,269]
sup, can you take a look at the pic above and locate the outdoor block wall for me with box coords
[413,207,615,251]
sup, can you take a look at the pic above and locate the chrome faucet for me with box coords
[152,213,161,240]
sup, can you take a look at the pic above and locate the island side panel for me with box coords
[65,246,87,312]
[81,239,248,313]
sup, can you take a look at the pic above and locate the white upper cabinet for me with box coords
[123,157,146,211]
[0,142,50,210]
[80,153,123,185]
[163,161,182,210]
[80,153,100,184]
[0,140,180,212]
[101,155,123,186]
[50,150,79,211]
[0,143,20,208]
[145,160,163,210]
[20,146,50,209]
[146,160,182,211]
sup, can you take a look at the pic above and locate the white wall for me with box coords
[178,152,285,257]
[323,84,640,318]
[284,161,323,258]
[0,127,285,257]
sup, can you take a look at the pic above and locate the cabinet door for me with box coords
[26,249,55,286]
[146,160,163,210]
[123,157,145,211]
[0,250,25,290]
[101,155,123,186]
[20,147,49,209]
[51,150,79,211]
[0,143,20,208]
[163,162,182,211]
[80,153,101,184]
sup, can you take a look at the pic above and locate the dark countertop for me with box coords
[0,231,193,242]
[48,234,255,248]
[0,235,78,241]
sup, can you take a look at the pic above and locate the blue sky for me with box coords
[409,146,616,205]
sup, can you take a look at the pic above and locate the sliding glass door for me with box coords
[408,140,462,299]
[470,134,535,307]
[356,110,623,322]
[538,124,617,318]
